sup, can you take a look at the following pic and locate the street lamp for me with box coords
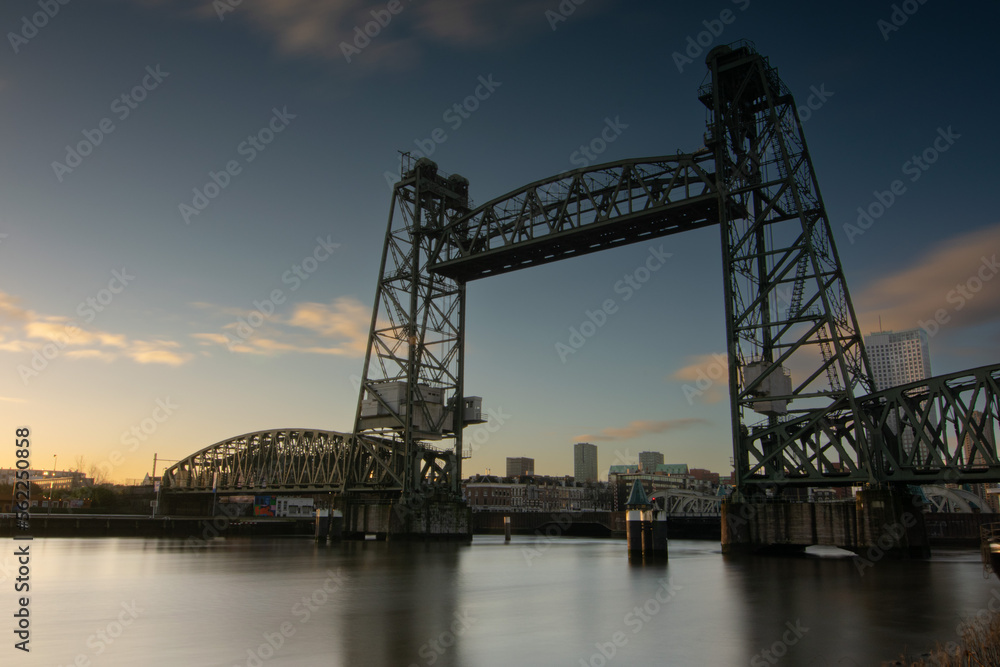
[150,454,179,518]
[48,454,56,515]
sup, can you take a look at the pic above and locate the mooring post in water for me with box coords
[625,480,652,562]
[650,502,669,560]
[504,516,511,542]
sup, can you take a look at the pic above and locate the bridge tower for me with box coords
[702,43,878,495]
[350,155,481,511]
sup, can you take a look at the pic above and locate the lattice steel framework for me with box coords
[702,42,879,491]
[161,429,352,494]
[653,490,723,517]
[430,154,718,281]
[159,42,995,503]
[351,156,473,498]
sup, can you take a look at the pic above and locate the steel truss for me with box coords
[654,490,722,517]
[702,42,879,491]
[352,156,472,498]
[429,154,718,281]
[162,43,998,502]
[161,429,352,494]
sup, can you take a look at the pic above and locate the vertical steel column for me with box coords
[704,42,877,493]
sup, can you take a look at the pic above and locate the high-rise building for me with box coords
[506,457,534,478]
[574,442,598,482]
[864,328,933,461]
[639,451,664,471]
[865,328,932,390]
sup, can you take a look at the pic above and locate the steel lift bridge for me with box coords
[164,43,1000,538]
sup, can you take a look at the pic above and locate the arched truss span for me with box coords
[920,485,993,514]
[161,429,352,494]
[161,430,459,495]
[651,490,722,517]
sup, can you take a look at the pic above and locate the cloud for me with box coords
[122,0,603,71]
[191,296,373,357]
[671,353,729,404]
[855,223,1000,336]
[0,293,27,320]
[287,297,370,354]
[575,418,709,442]
[0,290,193,366]
[125,340,192,365]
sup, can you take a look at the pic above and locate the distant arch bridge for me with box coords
[160,429,458,495]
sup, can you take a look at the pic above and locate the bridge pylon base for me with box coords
[339,495,472,541]
[722,489,929,559]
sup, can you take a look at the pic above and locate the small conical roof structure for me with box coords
[625,479,651,509]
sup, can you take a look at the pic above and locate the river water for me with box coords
[8,536,997,666]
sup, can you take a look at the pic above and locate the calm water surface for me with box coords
[10,536,997,666]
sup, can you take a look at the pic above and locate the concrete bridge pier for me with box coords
[339,495,472,541]
[855,487,930,560]
[722,487,929,559]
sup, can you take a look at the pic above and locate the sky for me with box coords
[1,0,998,483]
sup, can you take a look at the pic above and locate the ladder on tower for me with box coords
[785,255,808,321]
[819,334,842,392]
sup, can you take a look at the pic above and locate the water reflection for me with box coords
[22,537,994,667]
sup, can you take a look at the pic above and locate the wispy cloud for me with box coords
[0,291,194,366]
[671,353,728,404]
[191,296,372,357]
[575,418,709,442]
[122,0,606,71]
[855,223,1000,336]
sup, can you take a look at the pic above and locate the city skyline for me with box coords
[2,2,999,483]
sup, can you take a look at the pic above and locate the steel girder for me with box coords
[742,363,1000,485]
[429,154,718,281]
